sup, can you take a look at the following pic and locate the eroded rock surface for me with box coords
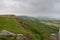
[0,30,25,40]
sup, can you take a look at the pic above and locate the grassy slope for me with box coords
[0,16,59,40]
[0,16,34,40]
[17,16,59,40]
[0,16,26,34]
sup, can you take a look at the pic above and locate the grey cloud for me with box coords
[0,0,60,18]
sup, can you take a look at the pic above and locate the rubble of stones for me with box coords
[0,30,25,40]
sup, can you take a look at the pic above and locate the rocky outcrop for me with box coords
[0,30,25,40]
[0,30,15,37]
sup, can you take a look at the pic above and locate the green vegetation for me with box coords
[0,16,59,40]
[0,16,28,34]
[17,16,59,40]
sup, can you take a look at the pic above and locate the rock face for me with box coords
[0,30,25,40]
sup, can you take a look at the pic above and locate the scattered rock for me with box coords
[0,30,25,40]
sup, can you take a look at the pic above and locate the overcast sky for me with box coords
[0,0,60,18]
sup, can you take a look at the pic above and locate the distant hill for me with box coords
[37,17,60,23]
[0,15,59,40]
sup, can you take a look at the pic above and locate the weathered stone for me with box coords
[16,34,25,40]
[0,30,15,38]
[1,30,8,36]
[0,30,25,40]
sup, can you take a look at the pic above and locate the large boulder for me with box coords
[0,30,16,38]
[1,30,8,36]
